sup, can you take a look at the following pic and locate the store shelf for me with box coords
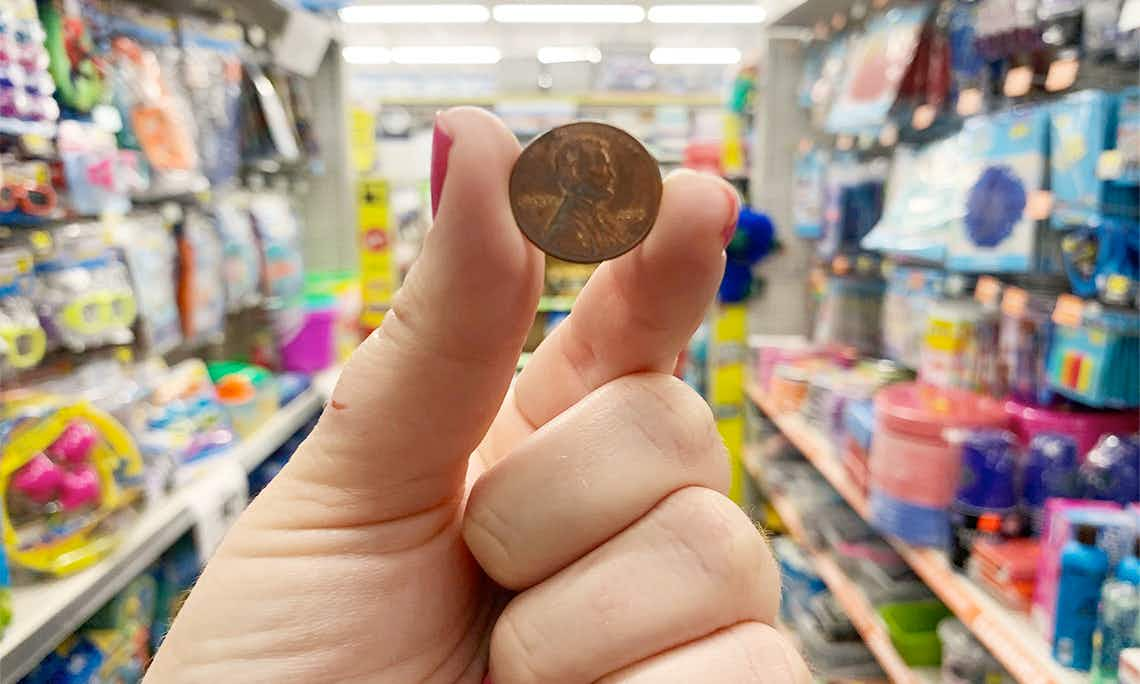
[746,384,1087,684]
[376,92,724,108]
[0,388,326,683]
[744,450,938,684]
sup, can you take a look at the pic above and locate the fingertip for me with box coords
[659,170,740,250]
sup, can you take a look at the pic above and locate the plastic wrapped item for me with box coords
[1093,580,1139,681]
[211,192,261,313]
[113,212,181,354]
[1023,434,1081,534]
[29,223,137,353]
[793,608,885,681]
[0,0,59,137]
[177,208,226,344]
[179,18,242,187]
[825,4,931,135]
[948,107,1049,273]
[920,299,985,391]
[793,145,825,239]
[57,120,144,216]
[0,399,143,578]
[814,275,885,356]
[882,266,943,368]
[970,538,1041,611]
[1048,305,1140,408]
[1050,90,1139,228]
[0,246,45,373]
[1080,434,1140,506]
[137,359,233,480]
[948,430,1022,568]
[939,617,1013,683]
[95,5,205,198]
[998,286,1057,406]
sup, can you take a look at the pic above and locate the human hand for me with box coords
[147,108,808,684]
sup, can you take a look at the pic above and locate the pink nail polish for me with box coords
[431,114,454,219]
[721,185,741,248]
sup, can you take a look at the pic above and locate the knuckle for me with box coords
[490,605,549,684]
[602,374,727,476]
[656,487,765,590]
[462,490,528,590]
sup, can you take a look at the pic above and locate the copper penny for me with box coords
[510,122,662,264]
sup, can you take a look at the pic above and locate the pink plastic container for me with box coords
[870,383,1009,509]
[281,307,337,374]
[1005,400,1140,458]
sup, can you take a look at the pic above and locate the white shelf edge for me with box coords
[0,383,330,682]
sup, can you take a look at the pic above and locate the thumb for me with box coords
[287,107,543,520]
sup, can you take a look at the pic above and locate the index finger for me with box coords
[481,170,738,463]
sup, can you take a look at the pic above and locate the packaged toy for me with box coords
[1119,89,1140,185]
[792,145,825,239]
[112,212,180,354]
[248,192,303,303]
[176,208,225,344]
[0,544,8,636]
[22,573,156,683]
[0,158,59,225]
[95,5,203,198]
[57,119,143,216]
[997,285,1057,406]
[0,246,45,373]
[1050,90,1139,228]
[818,156,887,258]
[137,359,233,477]
[0,0,59,137]
[1080,434,1140,506]
[241,61,301,164]
[211,192,261,312]
[179,18,242,187]
[29,222,137,353]
[38,0,104,114]
[881,267,942,369]
[948,107,1049,273]
[150,534,199,652]
[1048,302,1140,408]
[825,5,930,135]
[864,138,967,263]
[0,399,143,577]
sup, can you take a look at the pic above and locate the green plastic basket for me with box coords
[877,599,952,667]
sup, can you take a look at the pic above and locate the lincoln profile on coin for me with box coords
[545,135,639,255]
[511,121,662,263]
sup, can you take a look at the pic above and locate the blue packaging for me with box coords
[870,488,949,548]
[1023,434,1081,532]
[1050,90,1140,228]
[843,399,875,454]
[1080,434,1140,506]
[1053,523,1110,671]
[793,147,825,239]
[948,107,1049,273]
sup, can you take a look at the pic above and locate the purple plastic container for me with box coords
[280,306,336,374]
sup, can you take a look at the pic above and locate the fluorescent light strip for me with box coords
[391,45,502,64]
[342,46,391,64]
[537,46,602,64]
[649,47,741,64]
[339,4,491,23]
[647,4,766,23]
[493,4,644,23]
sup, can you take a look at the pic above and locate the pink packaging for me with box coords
[1005,400,1140,457]
[281,307,337,374]
[1031,499,1130,638]
[870,383,1008,508]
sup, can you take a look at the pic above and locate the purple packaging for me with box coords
[1033,499,1130,638]
[1080,434,1140,505]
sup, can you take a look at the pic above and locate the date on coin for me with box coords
[510,122,662,264]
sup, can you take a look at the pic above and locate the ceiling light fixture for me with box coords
[537,46,603,64]
[493,4,644,23]
[339,4,491,23]
[647,4,767,23]
[342,46,392,64]
[391,45,503,64]
[649,47,742,64]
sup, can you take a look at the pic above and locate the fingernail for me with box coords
[721,185,741,248]
[482,676,493,684]
[431,113,453,219]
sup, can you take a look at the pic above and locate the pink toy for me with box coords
[47,421,98,465]
[11,453,64,504]
[57,466,101,512]
[870,382,1008,509]
[1005,400,1140,458]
